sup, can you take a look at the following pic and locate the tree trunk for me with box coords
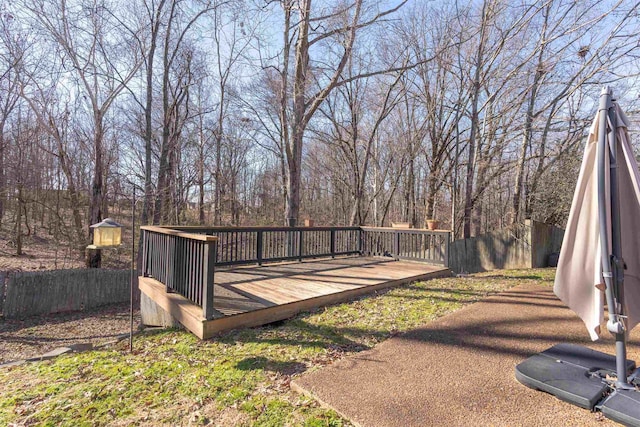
[285,0,310,227]
[463,0,489,238]
[425,171,438,222]
[57,151,85,248]
[214,131,222,225]
[15,185,23,256]
[285,130,304,229]
[154,0,177,226]
[0,128,5,227]
[512,7,548,225]
[142,0,166,227]
[142,42,156,227]
[87,118,104,268]
[198,141,205,225]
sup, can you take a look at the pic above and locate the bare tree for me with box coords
[210,3,256,225]
[316,65,404,225]
[22,0,143,266]
[153,0,218,225]
[139,0,168,227]
[270,0,408,226]
[0,12,23,226]
[511,0,640,224]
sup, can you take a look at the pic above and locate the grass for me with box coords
[0,268,555,426]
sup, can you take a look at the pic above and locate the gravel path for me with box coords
[0,304,140,364]
[293,283,633,427]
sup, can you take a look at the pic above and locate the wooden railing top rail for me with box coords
[140,226,219,242]
[163,225,448,233]
[144,225,450,237]
[167,225,361,233]
[360,226,451,234]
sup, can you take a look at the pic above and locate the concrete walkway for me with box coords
[292,282,640,427]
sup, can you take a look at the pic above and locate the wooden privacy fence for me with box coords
[447,219,564,273]
[141,225,451,318]
[0,269,132,318]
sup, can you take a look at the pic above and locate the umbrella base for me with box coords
[515,353,609,409]
[601,389,640,427]
[516,343,638,421]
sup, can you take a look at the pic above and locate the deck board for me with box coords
[217,258,405,306]
[140,256,450,339]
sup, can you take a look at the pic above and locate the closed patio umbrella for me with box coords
[516,87,640,426]
[554,88,640,345]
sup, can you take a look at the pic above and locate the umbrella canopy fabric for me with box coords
[554,102,640,341]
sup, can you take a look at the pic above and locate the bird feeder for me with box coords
[87,218,123,249]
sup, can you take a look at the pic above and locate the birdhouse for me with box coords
[87,218,123,249]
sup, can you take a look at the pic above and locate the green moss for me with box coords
[0,268,553,426]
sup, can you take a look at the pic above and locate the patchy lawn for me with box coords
[0,268,554,426]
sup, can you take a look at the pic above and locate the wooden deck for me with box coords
[139,257,450,339]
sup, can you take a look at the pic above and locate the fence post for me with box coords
[394,231,400,260]
[358,229,364,255]
[298,230,303,261]
[257,230,263,266]
[330,229,336,258]
[444,232,450,267]
[141,230,149,277]
[202,241,216,320]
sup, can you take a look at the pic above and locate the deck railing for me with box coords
[166,226,361,266]
[360,227,449,266]
[141,226,217,319]
[141,225,449,316]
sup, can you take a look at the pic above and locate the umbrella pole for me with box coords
[608,96,630,389]
[597,87,630,388]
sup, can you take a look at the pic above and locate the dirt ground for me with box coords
[0,236,84,272]
[0,303,141,364]
[0,227,132,272]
